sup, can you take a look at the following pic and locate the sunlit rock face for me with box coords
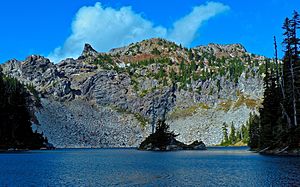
[1,38,265,147]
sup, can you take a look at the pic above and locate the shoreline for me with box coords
[1,146,299,156]
[259,149,300,157]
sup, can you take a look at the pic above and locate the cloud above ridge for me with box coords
[48,2,229,62]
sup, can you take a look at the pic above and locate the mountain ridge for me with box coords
[1,38,267,148]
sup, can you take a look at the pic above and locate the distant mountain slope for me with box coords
[1,38,268,147]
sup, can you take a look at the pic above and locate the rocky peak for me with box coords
[109,38,179,57]
[1,59,21,74]
[208,43,246,52]
[80,43,98,58]
[24,55,52,68]
[6,58,19,64]
[25,55,49,62]
[195,43,247,58]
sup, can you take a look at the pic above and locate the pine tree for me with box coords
[170,68,177,83]
[229,123,236,144]
[290,11,300,127]
[241,124,249,143]
[282,17,297,128]
[222,122,229,144]
[188,49,194,60]
[259,58,273,148]
[248,113,260,149]
[255,11,300,151]
[236,130,242,142]
[291,11,300,62]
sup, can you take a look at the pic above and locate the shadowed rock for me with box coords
[79,43,98,59]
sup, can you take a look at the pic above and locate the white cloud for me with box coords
[168,2,230,46]
[48,2,229,62]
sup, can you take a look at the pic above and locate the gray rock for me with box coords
[0,39,265,148]
[79,43,99,59]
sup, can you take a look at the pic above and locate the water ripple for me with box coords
[0,147,300,186]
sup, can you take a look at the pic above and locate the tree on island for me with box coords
[139,118,206,151]
[141,119,179,149]
[139,83,205,151]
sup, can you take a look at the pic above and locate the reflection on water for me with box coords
[0,147,300,186]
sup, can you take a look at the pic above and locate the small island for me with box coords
[139,120,206,151]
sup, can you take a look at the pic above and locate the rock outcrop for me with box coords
[1,38,266,148]
[79,43,99,59]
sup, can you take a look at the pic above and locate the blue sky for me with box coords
[0,0,299,63]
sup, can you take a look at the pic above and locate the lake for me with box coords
[0,147,299,186]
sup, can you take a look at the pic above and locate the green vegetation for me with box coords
[134,113,149,128]
[198,103,210,110]
[249,11,300,152]
[247,113,260,149]
[218,100,233,112]
[151,47,161,55]
[169,105,199,120]
[220,121,249,146]
[131,58,171,69]
[130,77,139,92]
[122,39,269,95]
[218,95,259,112]
[93,54,114,69]
[139,89,150,97]
[233,95,259,110]
[169,103,210,120]
[228,58,245,83]
[0,67,47,149]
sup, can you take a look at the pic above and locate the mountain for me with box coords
[1,38,267,148]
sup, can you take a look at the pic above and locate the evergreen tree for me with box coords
[158,66,165,79]
[282,17,297,128]
[236,130,242,142]
[291,11,300,62]
[260,70,282,148]
[290,11,300,127]
[241,124,249,143]
[229,123,236,144]
[252,11,300,151]
[190,60,197,72]
[0,71,47,149]
[139,119,179,150]
[170,68,177,83]
[188,49,194,60]
[222,122,229,144]
[248,113,260,149]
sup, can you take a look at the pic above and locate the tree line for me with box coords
[220,121,249,146]
[249,11,300,151]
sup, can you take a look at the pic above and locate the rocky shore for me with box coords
[258,147,300,156]
[139,139,206,151]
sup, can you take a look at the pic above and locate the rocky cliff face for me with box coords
[1,38,266,147]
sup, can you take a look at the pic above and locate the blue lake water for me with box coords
[0,147,300,186]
